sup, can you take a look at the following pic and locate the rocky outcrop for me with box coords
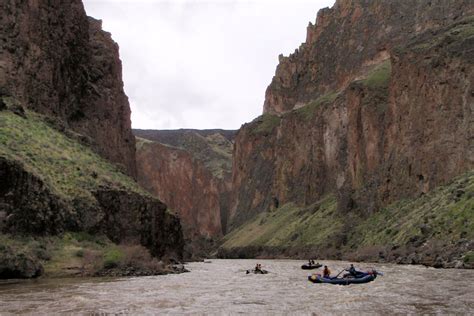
[134,130,235,240]
[0,0,185,277]
[0,157,71,235]
[0,1,136,177]
[94,190,184,259]
[264,0,474,115]
[378,18,474,207]
[230,1,474,235]
[136,141,223,238]
[0,156,184,260]
[0,244,43,279]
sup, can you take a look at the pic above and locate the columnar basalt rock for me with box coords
[231,1,474,229]
[264,0,474,115]
[136,141,224,238]
[134,130,235,240]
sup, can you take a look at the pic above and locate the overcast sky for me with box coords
[83,0,335,130]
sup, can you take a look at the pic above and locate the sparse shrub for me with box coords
[295,91,339,121]
[463,251,474,264]
[361,60,391,88]
[120,245,164,271]
[251,114,281,135]
[103,248,124,269]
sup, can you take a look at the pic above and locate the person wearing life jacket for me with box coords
[346,264,363,277]
[347,264,357,276]
[323,265,331,278]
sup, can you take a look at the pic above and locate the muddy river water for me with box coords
[1,259,473,314]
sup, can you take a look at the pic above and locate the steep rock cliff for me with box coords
[0,110,184,262]
[264,0,474,115]
[0,0,184,277]
[228,1,474,265]
[0,0,136,176]
[134,130,235,241]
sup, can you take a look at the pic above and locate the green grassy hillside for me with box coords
[220,171,474,266]
[222,195,341,248]
[0,107,181,277]
[0,108,147,203]
[350,172,473,248]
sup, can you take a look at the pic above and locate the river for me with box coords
[0,259,473,314]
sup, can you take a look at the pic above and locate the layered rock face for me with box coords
[135,130,235,239]
[0,0,136,176]
[264,0,474,115]
[230,0,474,229]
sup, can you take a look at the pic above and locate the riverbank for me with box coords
[216,243,473,269]
[1,259,473,314]
[219,171,474,269]
[0,233,187,279]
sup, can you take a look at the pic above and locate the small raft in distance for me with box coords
[301,263,322,270]
[246,269,269,274]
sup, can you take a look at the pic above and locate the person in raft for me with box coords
[323,265,331,278]
[346,264,361,277]
[255,263,262,272]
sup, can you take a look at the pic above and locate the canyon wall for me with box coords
[230,0,474,229]
[264,0,474,115]
[134,130,235,240]
[0,0,185,276]
[0,0,136,176]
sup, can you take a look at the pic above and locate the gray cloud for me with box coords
[83,0,335,129]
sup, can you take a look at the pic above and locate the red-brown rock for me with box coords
[0,1,136,177]
[230,2,474,227]
[134,130,235,239]
[264,0,474,115]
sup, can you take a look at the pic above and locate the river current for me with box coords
[0,259,473,314]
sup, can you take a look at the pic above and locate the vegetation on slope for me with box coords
[221,195,341,249]
[350,171,473,248]
[359,59,392,89]
[175,132,233,179]
[249,113,281,136]
[410,16,474,53]
[220,171,474,266]
[0,107,184,277]
[0,108,148,204]
[136,131,233,179]
[295,91,340,121]
[0,233,168,278]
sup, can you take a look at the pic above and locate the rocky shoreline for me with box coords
[216,242,474,269]
[0,233,188,280]
[94,263,189,278]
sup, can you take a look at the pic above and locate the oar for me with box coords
[334,267,347,278]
